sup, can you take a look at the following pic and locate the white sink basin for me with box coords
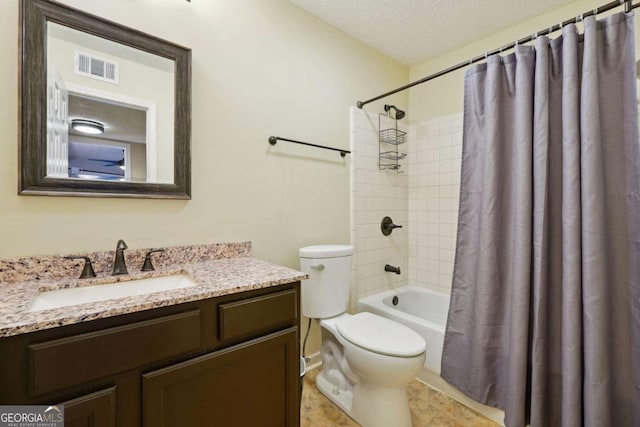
[28,274,197,312]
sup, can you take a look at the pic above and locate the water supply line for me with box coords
[302,317,312,364]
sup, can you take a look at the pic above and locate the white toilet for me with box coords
[300,245,426,427]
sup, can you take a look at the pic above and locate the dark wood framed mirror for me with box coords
[20,0,191,199]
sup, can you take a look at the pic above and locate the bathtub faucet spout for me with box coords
[384,264,401,275]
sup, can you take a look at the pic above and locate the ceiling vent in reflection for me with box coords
[74,51,119,84]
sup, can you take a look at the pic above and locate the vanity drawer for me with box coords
[218,289,297,341]
[29,310,201,396]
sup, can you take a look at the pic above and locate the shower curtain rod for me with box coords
[356,0,637,109]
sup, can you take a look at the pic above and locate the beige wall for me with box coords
[1,0,408,264]
[408,0,606,121]
[2,0,407,360]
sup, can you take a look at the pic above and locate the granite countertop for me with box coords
[0,243,307,338]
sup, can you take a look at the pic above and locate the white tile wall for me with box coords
[350,107,408,309]
[407,114,463,294]
[350,109,463,306]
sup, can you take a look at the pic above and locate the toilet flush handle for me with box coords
[310,264,325,271]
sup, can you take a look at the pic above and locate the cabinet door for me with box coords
[61,387,116,427]
[142,327,299,427]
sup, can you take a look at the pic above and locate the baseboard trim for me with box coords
[303,351,322,371]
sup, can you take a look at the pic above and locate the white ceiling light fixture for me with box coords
[71,119,105,135]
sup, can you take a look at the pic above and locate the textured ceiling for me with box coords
[290,0,577,66]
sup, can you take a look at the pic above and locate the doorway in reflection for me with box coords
[67,93,148,182]
[46,20,175,185]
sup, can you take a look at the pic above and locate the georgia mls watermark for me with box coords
[0,405,64,427]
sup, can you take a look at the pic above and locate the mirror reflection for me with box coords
[46,22,175,184]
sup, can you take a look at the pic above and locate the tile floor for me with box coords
[300,367,499,427]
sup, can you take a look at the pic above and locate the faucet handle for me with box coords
[141,248,165,272]
[65,256,97,279]
[381,216,403,236]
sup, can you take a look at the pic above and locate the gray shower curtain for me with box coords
[441,12,640,427]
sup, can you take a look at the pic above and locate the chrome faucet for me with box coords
[112,239,128,276]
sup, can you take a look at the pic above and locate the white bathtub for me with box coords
[359,286,448,374]
[358,286,505,425]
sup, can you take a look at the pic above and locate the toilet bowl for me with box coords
[299,244,426,427]
[317,312,425,427]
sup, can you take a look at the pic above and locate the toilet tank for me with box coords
[299,245,353,319]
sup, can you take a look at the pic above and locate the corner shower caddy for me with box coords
[378,113,406,172]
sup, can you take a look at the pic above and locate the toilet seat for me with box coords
[336,312,426,358]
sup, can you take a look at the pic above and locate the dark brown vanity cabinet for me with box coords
[0,282,301,427]
[143,327,298,427]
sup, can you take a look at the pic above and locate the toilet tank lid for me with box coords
[299,245,353,258]
[337,312,426,357]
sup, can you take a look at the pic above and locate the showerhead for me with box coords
[384,104,406,120]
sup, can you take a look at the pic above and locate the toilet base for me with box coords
[316,370,413,427]
[315,370,354,415]
[352,380,412,427]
